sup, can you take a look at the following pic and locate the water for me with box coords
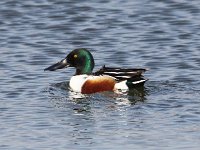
[1,0,200,149]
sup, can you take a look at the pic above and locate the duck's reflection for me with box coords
[48,81,148,110]
[46,82,149,146]
[68,85,148,107]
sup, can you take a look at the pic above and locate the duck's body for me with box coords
[45,48,148,94]
[69,74,115,94]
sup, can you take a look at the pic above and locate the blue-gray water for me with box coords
[1,0,200,149]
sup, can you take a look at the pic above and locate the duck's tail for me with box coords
[95,66,148,89]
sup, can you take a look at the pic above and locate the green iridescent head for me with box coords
[44,48,95,75]
[66,48,95,75]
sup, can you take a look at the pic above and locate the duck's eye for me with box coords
[74,54,78,58]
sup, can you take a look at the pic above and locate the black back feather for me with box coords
[94,66,147,82]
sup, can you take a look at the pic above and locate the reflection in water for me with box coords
[46,82,150,147]
[47,81,148,111]
[113,86,148,106]
[128,86,148,104]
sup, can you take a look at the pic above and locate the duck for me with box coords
[44,48,148,94]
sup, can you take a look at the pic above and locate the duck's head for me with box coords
[44,48,95,75]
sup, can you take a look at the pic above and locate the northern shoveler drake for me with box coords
[44,48,148,94]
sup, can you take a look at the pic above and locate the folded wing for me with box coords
[95,66,147,81]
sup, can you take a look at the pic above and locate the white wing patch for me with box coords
[132,79,146,84]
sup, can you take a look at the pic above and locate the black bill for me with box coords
[44,59,70,71]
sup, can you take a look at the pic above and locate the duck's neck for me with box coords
[76,58,94,75]
[76,67,92,75]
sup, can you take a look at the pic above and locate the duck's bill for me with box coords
[44,59,70,71]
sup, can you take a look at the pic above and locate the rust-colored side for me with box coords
[81,76,116,94]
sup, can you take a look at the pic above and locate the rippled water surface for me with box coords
[1,0,200,149]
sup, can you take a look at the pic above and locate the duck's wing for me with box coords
[94,65,147,82]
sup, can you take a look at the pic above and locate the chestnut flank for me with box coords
[81,76,115,94]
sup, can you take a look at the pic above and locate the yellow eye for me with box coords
[74,54,78,58]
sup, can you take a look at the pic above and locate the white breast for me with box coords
[69,75,89,93]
